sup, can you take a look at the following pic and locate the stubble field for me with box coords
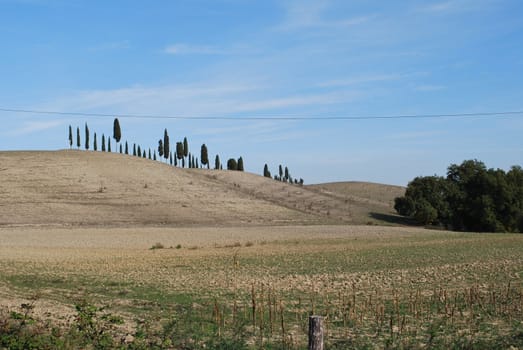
[1,225,522,349]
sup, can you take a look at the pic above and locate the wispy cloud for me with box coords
[277,0,374,31]
[417,0,496,14]
[11,120,64,136]
[317,74,402,88]
[163,43,258,56]
[415,85,446,92]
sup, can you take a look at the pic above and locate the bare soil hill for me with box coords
[0,151,403,227]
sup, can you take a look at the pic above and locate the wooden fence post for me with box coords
[308,315,324,350]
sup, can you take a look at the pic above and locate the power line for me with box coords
[0,107,522,121]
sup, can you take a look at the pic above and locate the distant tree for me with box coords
[284,167,289,181]
[137,145,141,157]
[299,178,304,186]
[163,129,170,161]
[182,158,185,168]
[143,150,146,158]
[227,158,238,171]
[148,149,152,160]
[94,133,98,151]
[76,127,80,149]
[158,139,164,158]
[84,123,90,150]
[237,157,244,172]
[183,137,189,166]
[113,118,122,145]
[125,141,129,155]
[119,144,122,154]
[279,165,283,181]
[263,164,270,178]
[215,155,221,170]
[200,144,209,169]
[174,154,177,166]
[196,157,199,169]
[153,153,157,161]
[133,144,136,156]
[169,151,173,165]
[107,138,111,152]
[176,142,184,167]
[101,134,106,152]
[68,125,73,148]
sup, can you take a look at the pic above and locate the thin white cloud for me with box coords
[11,120,64,136]
[417,0,497,13]
[164,44,229,55]
[318,74,402,88]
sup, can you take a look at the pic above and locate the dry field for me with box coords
[1,225,522,348]
[1,151,522,348]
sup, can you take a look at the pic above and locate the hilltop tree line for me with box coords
[395,159,523,232]
[68,119,249,172]
[263,163,304,186]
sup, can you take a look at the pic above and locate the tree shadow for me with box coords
[369,212,418,226]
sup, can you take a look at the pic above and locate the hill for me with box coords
[0,151,404,227]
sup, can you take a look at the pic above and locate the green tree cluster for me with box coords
[395,160,523,232]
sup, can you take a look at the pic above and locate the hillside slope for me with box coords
[0,151,402,227]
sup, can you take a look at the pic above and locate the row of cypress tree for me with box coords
[67,119,245,172]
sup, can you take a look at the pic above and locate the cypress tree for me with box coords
[148,149,152,160]
[215,155,221,170]
[137,145,141,157]
[133,144,136,156]
[196,158,199,169]
[174,154,177,166]
[94,133,98,151]
[158,139,164,158]
[263,164,271,178]
[285,167,289,181]
[113,118,121,145]
[107,139,111,152]
[125,141,129,155]
[76,127,80,149]
[227,158,238,171]
[163,129,170,161]
[154,153,157,161]
[237,157,244,171]
[279,165,283,180]
[119,144,122,154]
[183,137,189,166]
[176,142,184,167]
[143,150,146,158]
[84,123,89,150]
[101,134,106,152]
[68,125,73,148]
[200,144,209,168]
[169,151,173,165]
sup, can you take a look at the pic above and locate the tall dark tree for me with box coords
[174,154,177,166]
[94,133,98,151]
[163,129,170,161]
[279,165,283,180]
[137,145,141,157]
[101,134,106,152]
[188,153,192,168]
[125,141,129,155]
[107,138,111,152]
[68,125,73,148]
[148,149,152,160]
[84,123,90,150]
[113,118,122,145]
[176,142,184,167]
[183,137,189,165]
[154,153,157,161]
[133,144,136,156]
[263,164,271,178]
[200,144,209,169]
[215,155,221,170]
[143,150,146,158]
[119,144,122,154]
[158,139,164,158]
[169,151,173,165]
[237,157,244,172]
[284,167,289,180]
[227,158,238,171]
[196,158,199,169]
[76,127,81,149]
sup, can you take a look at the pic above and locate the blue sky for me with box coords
[0,0,522,185]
